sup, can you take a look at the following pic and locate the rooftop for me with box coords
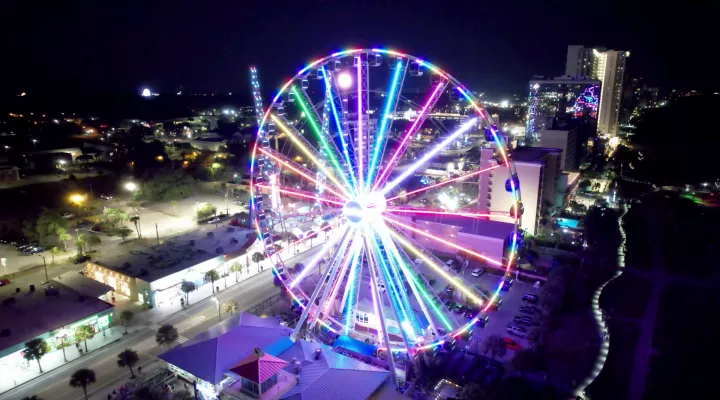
[0,284,113,356]
[399,214,515,241]
[94,225,252,282]
[52,271,113,298]
[510,146,562,163]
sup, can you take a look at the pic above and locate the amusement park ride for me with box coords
[248,49,524,385]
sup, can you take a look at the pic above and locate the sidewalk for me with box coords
[0,327,125,393]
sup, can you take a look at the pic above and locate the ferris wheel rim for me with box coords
[249,48,523,351]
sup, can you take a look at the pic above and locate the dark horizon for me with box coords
[2,0,717,101]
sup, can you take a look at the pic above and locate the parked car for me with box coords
[91,225,103,232]
[502,337,522,350]
[519,306,541,315]
[0,279,10,287]
[452,303,466,314]
[73,255,91,264]
[464,309,479,319]
[506,325,527,337]
[500,279,514,291]
[522,293,539,304]
[24,246,46,255]
[512,316,535,326]
[487,298,503,311]
[61,213,75,219]
[471,268,485,277]
[208,217,221,224]
[100,194,113,200]
[445,300,458,309]
[476,315,489,328]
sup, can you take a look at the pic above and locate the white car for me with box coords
[414,258,423,265]
[61,213,75,219]
[208,217,221,224]
[471,268,485,277]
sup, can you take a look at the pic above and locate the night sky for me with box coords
[3,0,716,99]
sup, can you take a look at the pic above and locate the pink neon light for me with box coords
[256,184,345,206]
[385,208,514,220]
[385,165,501,202]
[372,81,446,192]
[258,148,348,200]
[357,56,364,192]
[382,215,504,267]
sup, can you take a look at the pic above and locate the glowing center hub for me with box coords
[343,192,386,224]
[343,201,364,224]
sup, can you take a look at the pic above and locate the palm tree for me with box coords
[49,246,60,263]
[222,300,239,316]
[74,325,95,352]
[204,270,220,293]
[23,338,49,373]
[251,252,265,269]
[119,310,134,334]
[155,324,179,348]
[69,368,96,400]
[130,215,141,238]
[180,280,196,305]
[482,334,507,360]
[76,234,87,255]
[57,228,72,251]
[117,349,140,378]
[118,227,133,243]
[230,262,242,282]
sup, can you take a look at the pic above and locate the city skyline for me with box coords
[2,0,717,99]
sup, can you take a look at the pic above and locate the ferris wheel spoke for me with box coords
[258,147,349,200]
[384,208,515,221]
[374,224,456,331]
[367,58,408,189]
[255,183,345,207]
[288,224,351,288]
[384,165,502,203]
[320,66,358,191]
[371,80,448,192]
[288,86,352,193]
[382,214,504,269]
[383,220,493,306]
[380,117,478,196]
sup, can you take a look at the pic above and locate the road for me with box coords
[1,270,277,400]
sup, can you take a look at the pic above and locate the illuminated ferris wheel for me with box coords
[249,48,522,366]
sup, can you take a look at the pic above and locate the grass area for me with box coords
[600,272,652,320]
[585,320,639,400]
[643,283,720,399]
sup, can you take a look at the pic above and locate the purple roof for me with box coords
[404,214,515,240]
[229,350,289,384]
[277,341,389,400]
[158,312,291,384]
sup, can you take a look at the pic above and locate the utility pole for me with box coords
[39,255,49,283]
[155,223,160,245]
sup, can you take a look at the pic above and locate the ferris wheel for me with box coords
[249,48,522,364]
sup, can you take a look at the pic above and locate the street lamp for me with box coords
[212,296,221,321]
[124,182,138,192]
[69,193,85,205]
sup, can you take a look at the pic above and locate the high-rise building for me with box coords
[525,76,601,142]
[540,129,577,171]
[477,147,562,235]
[565,45,629,135]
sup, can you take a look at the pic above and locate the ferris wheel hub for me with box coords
[343,191,386,225]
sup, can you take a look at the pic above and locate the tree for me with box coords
[482,334,507,360]
[117,349,140,378]
[458,383,484,400]
[130,215,141,238]
[85,235,101,251]
[204,270,220,293]
[23,338,50,373]
[74,325,95,352]
[197,203,217,220]
[230,262,242,282]
[57,227,72,251]
[119,310,134,334]
[320,221,331,239]
[76,234,87,255]
[222,300,239,316]
[69,368,96,400]
[35,210,69,245]
[251,252,265,269]
[180,281,196,305]
[118,227,133,243]
[49,246,60,263]
[101,208,129,228]
[155,325,179,348]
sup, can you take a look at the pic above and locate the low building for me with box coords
[0,165,20,183]
[82,226,253,308]
[0,283,113,364]
[159,312,391,400]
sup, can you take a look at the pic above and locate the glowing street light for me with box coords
[141,88,151,97]
[125,182,138,192]
[69,194,86,205]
